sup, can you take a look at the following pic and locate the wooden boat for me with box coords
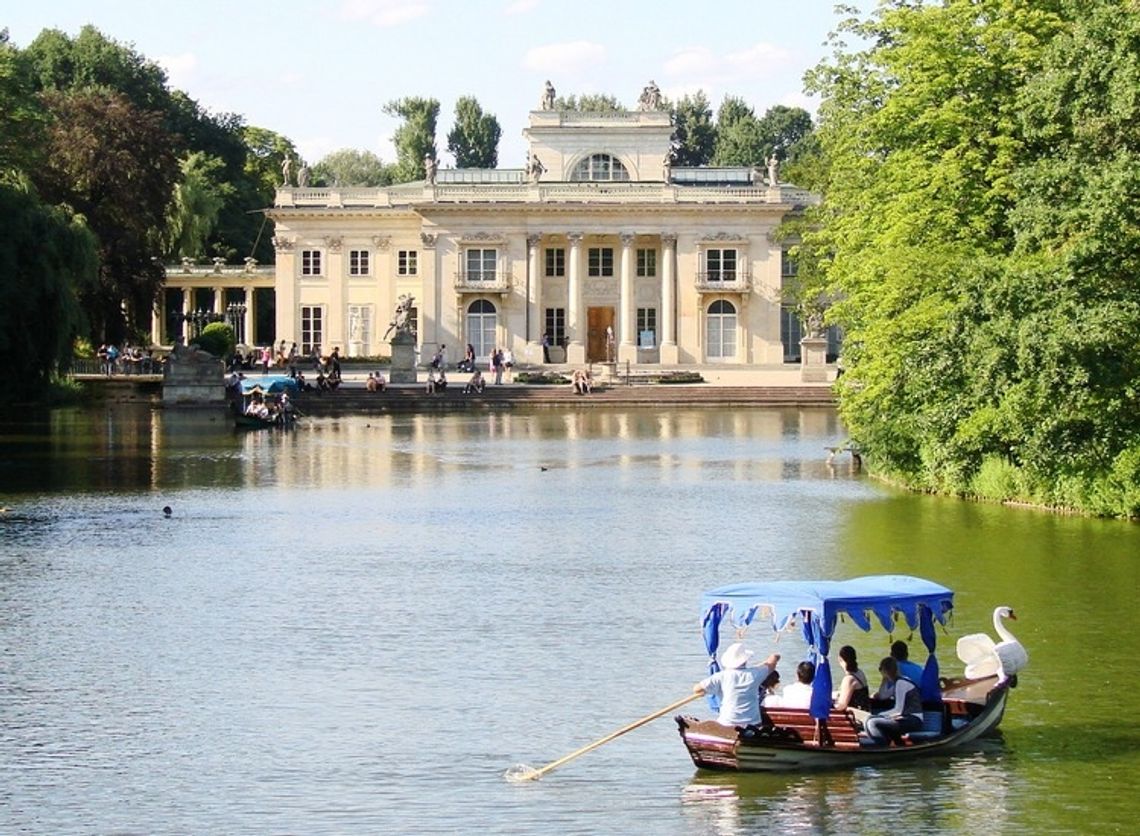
[677,575,1022,772]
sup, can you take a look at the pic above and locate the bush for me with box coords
[517,372,570,385]
[970,456,1023,502]
[193,322,235,359]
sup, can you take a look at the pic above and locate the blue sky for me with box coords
[6,1,865,168]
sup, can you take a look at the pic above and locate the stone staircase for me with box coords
[293,383,836,415]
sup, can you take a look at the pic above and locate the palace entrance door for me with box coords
[586,306,615,362]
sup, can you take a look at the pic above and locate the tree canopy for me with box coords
[384,97,439,182]
[311,148,393,187]
[800,0,1140,516]
[446,96,501,168]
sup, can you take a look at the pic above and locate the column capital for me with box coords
[527,233,542,249]
[661,232,677,247]
[372,235,391,251]
[324,235,343,253]
[567,232,584,245]
[420,232,438,247]
[619,232,636,248]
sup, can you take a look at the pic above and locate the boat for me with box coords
[233,376,299,430]
[676,575,1021,771]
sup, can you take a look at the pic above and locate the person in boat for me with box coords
[875,640,924,703]
[692,642,780,727]
[758,668,781,704]
[833,645,871,711]
[865,656,924,745]
[770,660,815,709]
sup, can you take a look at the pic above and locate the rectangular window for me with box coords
[636,248,657,277]
[407,306,419,338]
[465,248,498,281]
[301,249,322,276]
[301,305,324,355]
[781,249,798,278]
[706,249,737,281]
[588,247,614,277]
[545,247,565,277]
[398,250,418,276]
[781,304,802,362]
[544,307,566,346]
[637,307,657,347]
[349,250,370,276]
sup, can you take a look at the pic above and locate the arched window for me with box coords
[706,300,737,360]
[571,153,631,182]
[466,299,497,360]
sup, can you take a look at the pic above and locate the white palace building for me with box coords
[163,95,834,374]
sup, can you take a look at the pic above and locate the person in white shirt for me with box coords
[693,642,781,727]
[769,660,816,709]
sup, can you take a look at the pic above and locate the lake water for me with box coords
[1,405,1137,834]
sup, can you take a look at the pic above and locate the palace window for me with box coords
[349,250,370,276]
[398,250,418,276]
[301,305,324,355]
[588,247,614,277]
[781,305,803,362]
[465,248,498,281]
[571,153,631,182]
[706,300,737,360]
[466,299,497,359]
[545,307,566,346]
[545,247,565,277]
[637,307,657,347]
[637,248,657,277]
[705,249,737,281]
[301,249,322,276]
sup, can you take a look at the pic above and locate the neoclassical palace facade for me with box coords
[174,106,821,367]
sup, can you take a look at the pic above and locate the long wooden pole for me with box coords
[516,693,702,781]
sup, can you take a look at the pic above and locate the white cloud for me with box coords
[504,0,538,14]
[522,41,606,75]
[157,52,198,89]
[340,0,430,27]
[664,41,795,87]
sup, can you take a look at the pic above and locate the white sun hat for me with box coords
[720,642,754,670]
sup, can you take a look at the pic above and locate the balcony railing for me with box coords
[694,270,752,292]
[454,271,512,292]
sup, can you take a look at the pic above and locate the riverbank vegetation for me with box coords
[796,0,1140,517]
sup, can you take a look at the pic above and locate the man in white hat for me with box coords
[693,642,781,727]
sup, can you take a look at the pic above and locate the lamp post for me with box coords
[226,302,248,345]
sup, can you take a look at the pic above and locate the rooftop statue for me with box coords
[541,80,555,110]
[767,153,780,186]
[638,80,662,111]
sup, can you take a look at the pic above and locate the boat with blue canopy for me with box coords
[676,575,1023,771]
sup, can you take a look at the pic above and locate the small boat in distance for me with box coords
[677,575,1023,771]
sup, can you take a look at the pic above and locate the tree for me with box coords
[164,152,234,260]
[0,184,97,399]
[34,88,180,341]
[712,95,763,166]
[383,97,439,182]
[446,96,501,168]
[311,148,393,187]
[0,29,46,181]
[670,91,716,166]
[553,93,623,112]
[757,105,814,162]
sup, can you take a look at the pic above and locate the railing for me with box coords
[71,356,165,376]
[694,270,752,292]
[454,271,513,292]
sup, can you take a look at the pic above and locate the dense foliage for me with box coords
[800,0,1140,517]
[384,97,439,181]
[447,96,501,168]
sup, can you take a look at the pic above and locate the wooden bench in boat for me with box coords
[756,707,863,748]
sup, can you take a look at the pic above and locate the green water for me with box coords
[0,405,1136,833]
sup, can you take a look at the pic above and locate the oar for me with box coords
[505,692,702,782]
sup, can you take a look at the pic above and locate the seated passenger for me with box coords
[693,642,781,727]
[758,668,781,705]
[865,657,924,745]
[833,645,871,711]
[770,660,815,709]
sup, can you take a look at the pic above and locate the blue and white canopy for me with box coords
[699,575,954,719]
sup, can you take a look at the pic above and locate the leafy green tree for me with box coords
[0,29,46,181]
[34,88,180,341]
[0,184,97,399]
[712,96,763,165]
[311,148,393,186]
[194,321,236,359]
[757,105,814,162]
[670,91,716,166]
[383,97,439,182]
[164,152,234,260]
[553,93,623,112]
[446,96,501,168]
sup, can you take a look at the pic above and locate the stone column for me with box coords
[618,233,637,363]
[213,287,225,317]
[566,232,585,365]
[526,233,542,364]
[274,236,297,350]
[151,306,162,347]
[242,290,254,349]
[421,231,439,363]
[660,233,678,364]
[180,289,192,345]
[325,236,345,353]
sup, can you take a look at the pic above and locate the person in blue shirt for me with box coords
[875,640,925,703]
[693,643,781,727]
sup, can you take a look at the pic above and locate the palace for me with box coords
[161,91,832,373]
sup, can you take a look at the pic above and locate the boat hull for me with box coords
[677,683,1009,772]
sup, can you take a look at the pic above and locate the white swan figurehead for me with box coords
[956,606,1028,682]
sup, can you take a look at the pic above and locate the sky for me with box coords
[5,0,866,169]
